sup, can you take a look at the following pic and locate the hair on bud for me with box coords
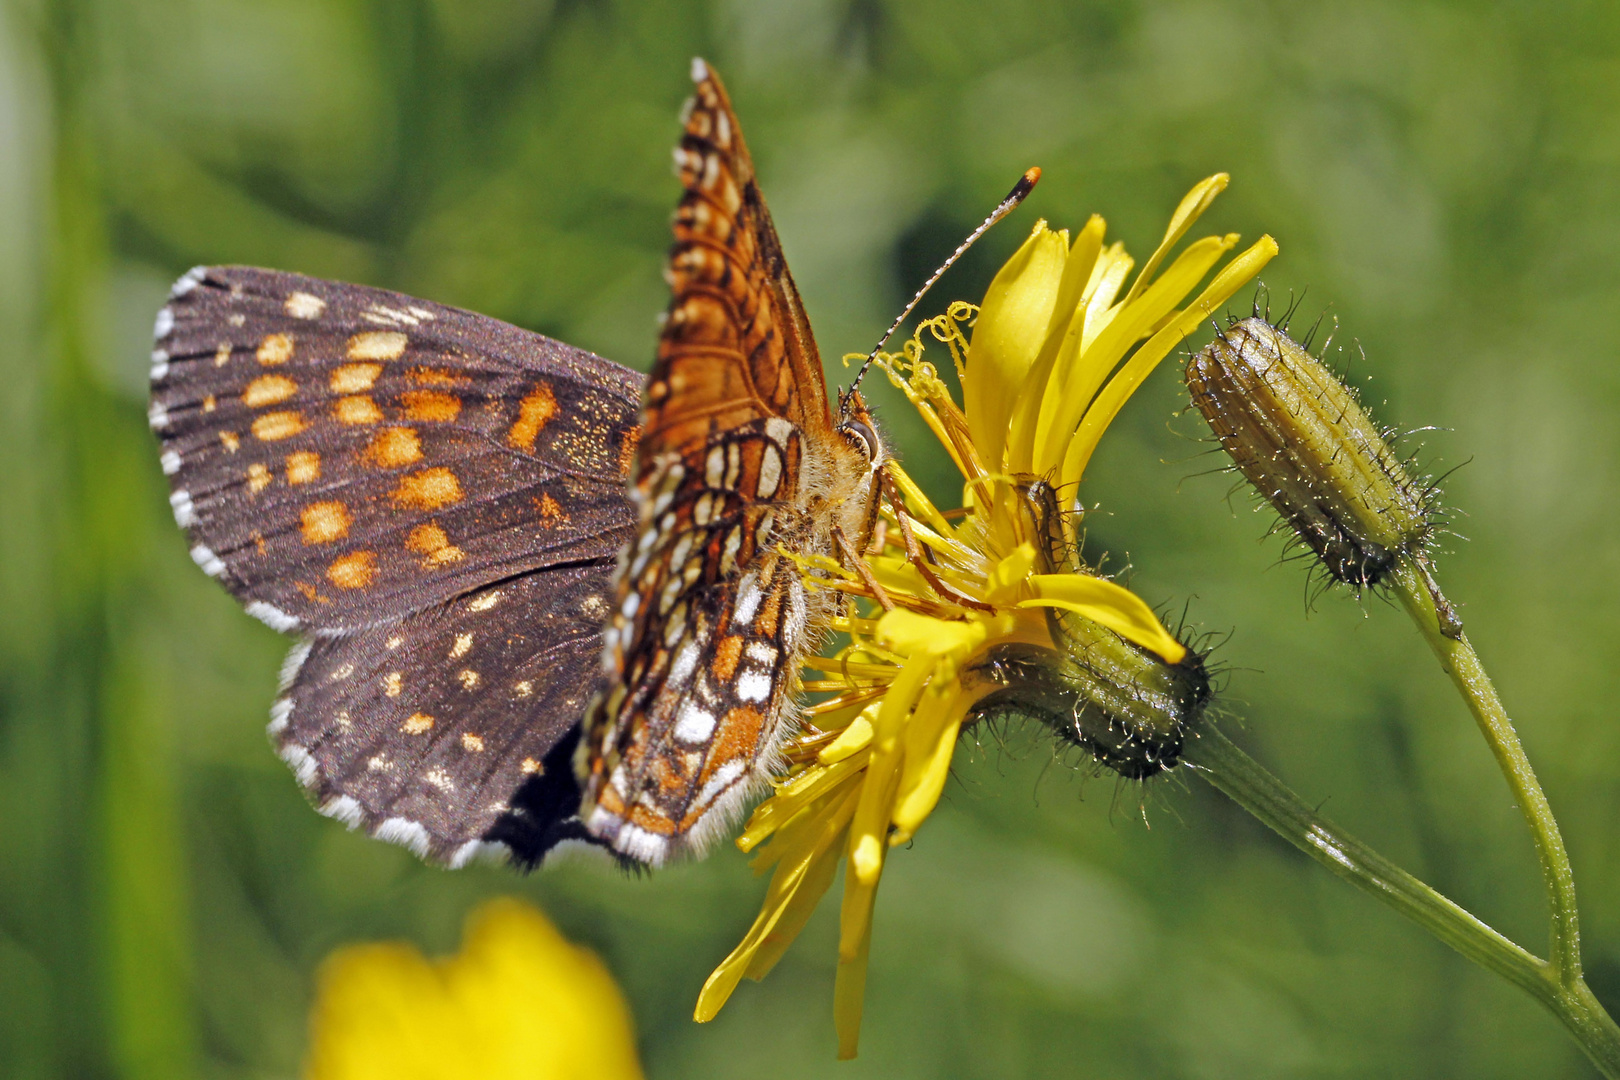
[1186,316,1446,609]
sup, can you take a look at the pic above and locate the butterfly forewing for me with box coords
[152,266,641,865]
[580,61,882,865]
[152,267,641,633]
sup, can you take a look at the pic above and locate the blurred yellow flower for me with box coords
[695,176,1277,1057]
[305,897,644,1080]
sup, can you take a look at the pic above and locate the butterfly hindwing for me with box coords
[151,266,641,633]
[580,61,877,865]
[275,570,610,866]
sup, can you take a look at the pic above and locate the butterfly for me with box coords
[151,59,885,869]
[577,59,886,865]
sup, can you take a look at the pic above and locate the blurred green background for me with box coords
[3,0,1618,1076]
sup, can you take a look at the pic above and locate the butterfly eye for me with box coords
[839,417,880,463]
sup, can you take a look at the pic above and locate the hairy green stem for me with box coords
[1185,726,1620,1076]
[1389,559,1582,988]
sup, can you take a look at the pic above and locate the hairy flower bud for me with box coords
[1186,317,1437,593]
[968,479,1210,778]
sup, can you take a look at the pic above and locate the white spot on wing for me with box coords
[691,56,709,83]
[278,640,312,691]
[168,489,195,527]
[267,698,292,735]
[171,267,206,298]
[756,443,782,498]
[246,601,300,633]
[733,574,762,624]
[693,759,746,812]
[153,307,174,339]
[278,742,318,788]
[148,401,168,430]
[616,822,670,866]
[674,701,717,744]
[285,292,326,319]
[737,669,772,703]
[448,839,506,869]
[160,450,181,476]
[373,817,432,858]
[320,795,363,828]
[189,544,225,577]
[150,349,169,381]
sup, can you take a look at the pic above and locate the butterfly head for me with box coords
[836,389,885,470]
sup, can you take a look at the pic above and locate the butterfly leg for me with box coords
[832,524,894,612]
[879,465,995,613]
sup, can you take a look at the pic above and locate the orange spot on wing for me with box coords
[754,585,782,637]
[333,396,383,425]
[391,467,463,510]
[203,395,217,412]
[300,500,352,544]
[347,330,407,361]
[409,367,466,386]
[364,427,423,469]
[286,451,321,484]
[507,383,557,451]
[406,521,466,567]
[536,493,569,527]
[712,635,743,682]
[618,423,642,478]
[256,333,294,365]
[214,342,232,367]
[627,801,678,836]
[242,374,297,408]
[401,712,434,735]
[252,410,308,441]
[327,550,376,590]
[219,431,241,452]
[400,389,461,422]
[247,463,272,494]
[462,732,485,751]
[330,362,382,393]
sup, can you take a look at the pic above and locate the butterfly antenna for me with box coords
[847,166,1041,399]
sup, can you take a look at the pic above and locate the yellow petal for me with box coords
[1019,572,1187,663]
[983,543,1037,605]
[891,683,987,842]
[307,898,644,1080]
[1033,233,1239,478]
[833,912,874,1061]
[963,221,1068,469]
[819,711,875,764]
[1006,217,1108,473]
[1061,234,1279,489]
[875,608,984,658]
[1120,172,1229,307]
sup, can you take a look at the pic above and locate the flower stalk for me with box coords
[1185,725,1620,1078]
[1185,313,1618,1070]
[1388,559,1583,987]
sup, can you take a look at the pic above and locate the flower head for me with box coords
[305,897,644,1080]
[695,176,1277,1057]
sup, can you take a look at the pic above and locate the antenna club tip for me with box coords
[1007,167,1041,204]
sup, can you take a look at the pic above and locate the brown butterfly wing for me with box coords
[153,267,643,866]
[578,60,848,864]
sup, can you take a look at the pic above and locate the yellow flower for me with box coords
[695,176,1277,1058]
[305,897,644,1080]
